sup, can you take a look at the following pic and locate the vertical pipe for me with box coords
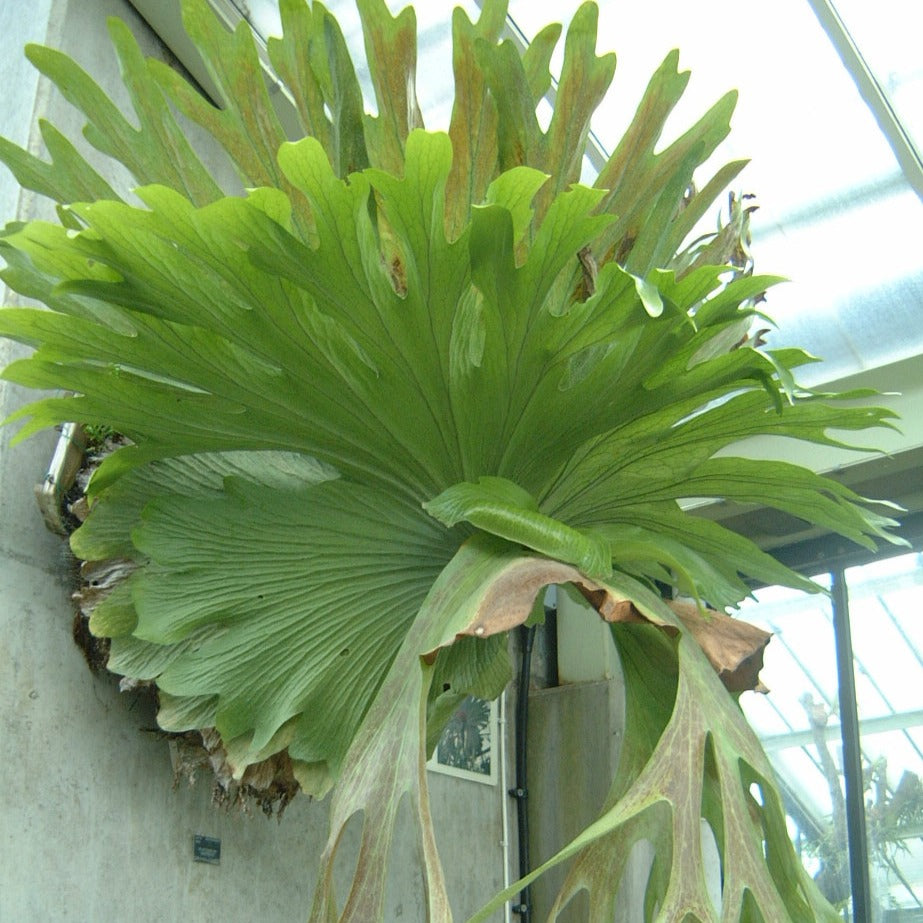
[510,623,535,919]
[499,692,512,923]
[831,568,873,922]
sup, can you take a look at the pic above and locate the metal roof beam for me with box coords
[761,706,923,751]
[806,0,923,202]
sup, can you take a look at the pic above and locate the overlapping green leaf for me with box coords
[0,119,117,206]
[267,0,368,177]
[425,476,612,579]
[444,2,506,238]
[24,18,222,205]
[76,454,459,797]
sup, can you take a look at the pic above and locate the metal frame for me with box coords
[832,567,874,922]
[760,541,923,917]
[806,0,923,202]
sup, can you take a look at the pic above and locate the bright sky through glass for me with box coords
[506,0,923,384]
[833,0,923,161]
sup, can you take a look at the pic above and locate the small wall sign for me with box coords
[193,834,221,865]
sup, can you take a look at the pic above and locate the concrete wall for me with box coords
[526,680,620,922]
[0,3,506,920]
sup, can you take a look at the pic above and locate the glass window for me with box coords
[844,553,923,918]
[740,550,923,919]
[740,578,853,908]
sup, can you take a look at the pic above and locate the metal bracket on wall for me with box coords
[35,421,86,536]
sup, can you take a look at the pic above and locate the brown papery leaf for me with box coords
[667,599,771,694]
[448,556,770,694]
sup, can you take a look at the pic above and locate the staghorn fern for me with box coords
[0,1,903,919]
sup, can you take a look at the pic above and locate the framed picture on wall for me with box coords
[427,694,498,785]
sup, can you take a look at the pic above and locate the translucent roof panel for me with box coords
[832,0,923,160]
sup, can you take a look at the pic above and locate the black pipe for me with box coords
[831,568,873,922]
[510,623,536,919]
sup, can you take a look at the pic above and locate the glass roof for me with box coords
[831,0,923,162]
[232,0,923,389]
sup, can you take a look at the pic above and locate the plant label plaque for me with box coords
[193,834,221,865]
